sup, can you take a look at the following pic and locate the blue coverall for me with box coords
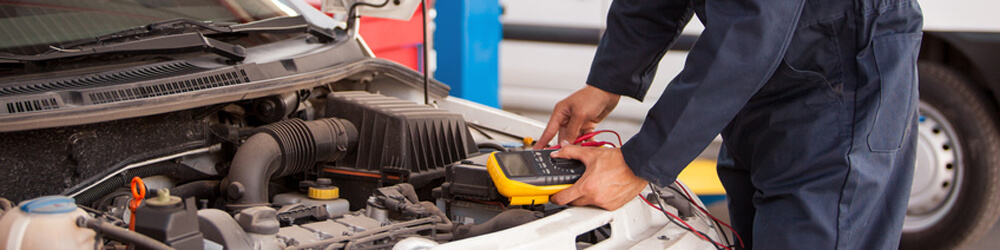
[587,0,922,248]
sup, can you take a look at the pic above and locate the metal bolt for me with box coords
[228,182,245,199]
[259,100,277,116]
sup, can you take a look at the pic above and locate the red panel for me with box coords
[306,0,425,71]
[372,45,421,70]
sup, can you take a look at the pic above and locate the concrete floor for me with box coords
[965,222,1000,250]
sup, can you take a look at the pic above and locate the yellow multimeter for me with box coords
[486,150,585,205]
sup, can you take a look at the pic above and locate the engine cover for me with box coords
[323,91,477,207]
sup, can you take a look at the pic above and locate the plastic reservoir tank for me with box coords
[0,196,96,250]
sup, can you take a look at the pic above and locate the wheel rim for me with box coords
[904,102,963,232]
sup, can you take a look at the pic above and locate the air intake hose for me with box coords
[224,118,357,210]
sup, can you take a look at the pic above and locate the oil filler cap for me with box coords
[20,196,76,214]
[145,189,183,207]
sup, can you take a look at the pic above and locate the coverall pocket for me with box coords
[777,61,843,102]
[868,33,921,152]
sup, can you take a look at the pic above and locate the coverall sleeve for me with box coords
[586,0,694,101]
[590,0,808,186]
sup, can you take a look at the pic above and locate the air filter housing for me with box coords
[324,91,477,182]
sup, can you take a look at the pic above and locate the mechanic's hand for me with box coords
[549,144,647,211]
[534,85,620,149]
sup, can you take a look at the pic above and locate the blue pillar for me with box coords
[434,0,501,107]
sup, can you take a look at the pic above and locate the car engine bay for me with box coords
[0,3,725,248]
[0,82,721,249]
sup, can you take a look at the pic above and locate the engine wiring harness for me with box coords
[548,129,744,249]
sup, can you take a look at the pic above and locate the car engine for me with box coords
[2,83,705,249]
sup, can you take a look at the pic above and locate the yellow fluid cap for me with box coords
[523,137,534,147]
[308,186,339,200]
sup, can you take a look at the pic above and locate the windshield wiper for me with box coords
[0,32,246,64]
[64,15,338,48]
[0,16,338,65]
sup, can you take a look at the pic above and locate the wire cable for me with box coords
[669,185,731,247]
[665,185,733,248]
[345,0,391,33]
[77,217,173,250]
[573,130,622,146]
[651,186,727,250]
[421,0,429,105]
[639,193,727,250]
[467,123,528,142]
[671,181,745,249]
[644,183,730,250]
[467,123,495,140]
[545,129,623,149]
[78,204,126,227]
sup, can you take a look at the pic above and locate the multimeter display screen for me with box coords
[497,153,534,177]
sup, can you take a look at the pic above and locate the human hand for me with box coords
[534,85,620,149]
[549,144,647,210]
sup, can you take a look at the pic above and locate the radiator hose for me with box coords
[223,118,357,210]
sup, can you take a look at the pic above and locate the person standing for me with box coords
[535,0,923,249]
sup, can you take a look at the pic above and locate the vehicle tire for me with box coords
[900,62,1000,250]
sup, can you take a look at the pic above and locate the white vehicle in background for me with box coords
[499,0,1000,249]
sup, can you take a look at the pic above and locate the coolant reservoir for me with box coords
[0,196,96,250]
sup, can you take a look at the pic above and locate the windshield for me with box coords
[0,0,299,55]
